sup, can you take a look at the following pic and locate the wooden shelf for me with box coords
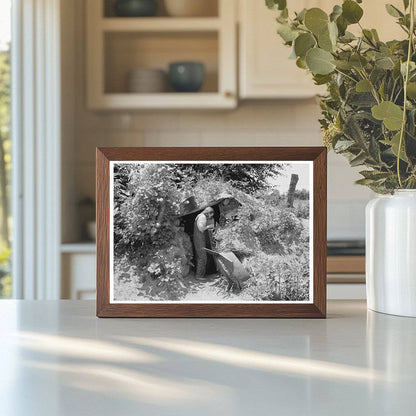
[101,17,221,32]
[89,92,235,110]
[327,256,365,274]
[61,242,96,254]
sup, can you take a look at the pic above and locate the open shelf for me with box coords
[86,0,236,109]
[101,17,221,32]
[91,92,235,109]
[103,0,219,18]
[61,242,96,254]
[104,31,219,94]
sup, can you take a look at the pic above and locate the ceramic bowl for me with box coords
[114,0,158,17]
[168,62,205,93]
[127,68,167,93]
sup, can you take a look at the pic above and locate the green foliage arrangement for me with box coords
[266,0,416,193]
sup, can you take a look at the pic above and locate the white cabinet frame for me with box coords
[86,0,237,109]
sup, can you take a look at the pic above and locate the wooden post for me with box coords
[287,174,299,208]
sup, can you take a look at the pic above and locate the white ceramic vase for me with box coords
[366,190,416,317]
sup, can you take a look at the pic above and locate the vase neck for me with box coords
[395,190,416,196]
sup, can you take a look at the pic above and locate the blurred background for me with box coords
[1,0,404,301]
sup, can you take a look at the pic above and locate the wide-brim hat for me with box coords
[179,196,198,216]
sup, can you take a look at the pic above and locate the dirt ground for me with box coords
[114,263,252,302]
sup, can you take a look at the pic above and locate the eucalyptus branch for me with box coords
[397,0,415,188]
[267,0,416,192]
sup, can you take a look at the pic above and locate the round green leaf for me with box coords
[350,53,368,69]
[371,101,403,131]
[356,79,372,92]
[333,59,353,70]
[277,23,299,42]
[294,33,315,57]
[328,21,338,42]
[330,5,343,22]
[306,48,335,75]
[342,0,363,24]
[266,0,287,11]
[318,21,338,52]
[304,8,329,35]
[382,133,409,162]
[318,32,333,52]
[336,15,348,35]
[296,57,307,69]
[375,56,395,70]
[407,82,416,99]
[313,74,331,85]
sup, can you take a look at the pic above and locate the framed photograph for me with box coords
[96,147,327,318]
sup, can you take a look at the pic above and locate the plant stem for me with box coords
[334,68,357,83]
[358,69,380,104]
[397,0,415,188]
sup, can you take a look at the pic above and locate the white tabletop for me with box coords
[0,300,415,416]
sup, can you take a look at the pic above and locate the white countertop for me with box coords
[0,300,415,416]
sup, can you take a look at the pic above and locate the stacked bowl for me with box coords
[127,68,167,93]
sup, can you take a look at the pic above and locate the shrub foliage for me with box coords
[114,163,310,301]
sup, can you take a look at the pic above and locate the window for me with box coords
[0,0,11,298]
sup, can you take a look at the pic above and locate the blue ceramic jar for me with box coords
[169,62,205,92]
[114,0,158,17]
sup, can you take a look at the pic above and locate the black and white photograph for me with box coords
[110,161,313,303]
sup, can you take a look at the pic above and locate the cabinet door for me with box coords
[239,0,320,99]
[62,253,96,300]
[238,0,404,99]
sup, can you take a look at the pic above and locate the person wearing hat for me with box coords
[193,207,214,279]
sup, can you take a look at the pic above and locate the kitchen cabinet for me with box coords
[61,244,96,300]
[239,0,323,99]
[238,0,404,99]
[86,0,237,109]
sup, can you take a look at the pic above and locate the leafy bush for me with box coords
[243,250,310,301]
[182,163,283,194]
[114,166,310,301]
[210,177,310,301]
[294,189,309,200]
[293,200,310,219]
[114,164,192,299]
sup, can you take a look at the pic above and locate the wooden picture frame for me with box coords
[96,147,327,318]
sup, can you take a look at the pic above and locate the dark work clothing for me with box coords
[194,213,208,278]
